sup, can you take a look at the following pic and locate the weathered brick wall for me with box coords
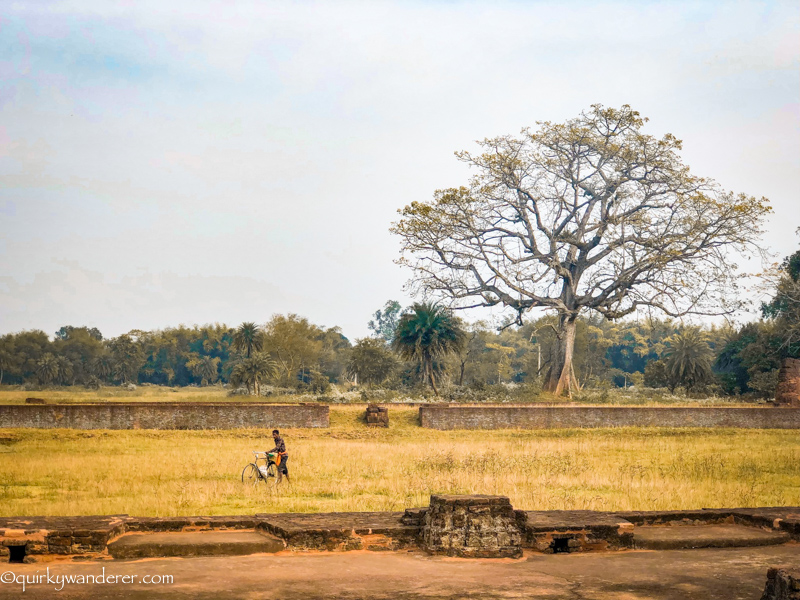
[420,406,800,430]
[0,403,329,429]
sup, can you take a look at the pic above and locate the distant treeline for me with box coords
[0,309,794,397]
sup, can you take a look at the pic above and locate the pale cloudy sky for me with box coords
[1,1,798,340]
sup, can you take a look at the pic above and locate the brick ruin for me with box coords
[2,497,798,563]
[365,404,389,427]
[421,494,523,558]
[775,358,800,406]
[761,568,800,600]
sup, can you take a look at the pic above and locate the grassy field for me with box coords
[0,406,798,517]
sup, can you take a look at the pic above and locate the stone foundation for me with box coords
[421,495,523,558]
[2,502,798,562]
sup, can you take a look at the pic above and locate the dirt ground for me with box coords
[1,545,798,600]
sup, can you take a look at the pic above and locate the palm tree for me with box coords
[230,353,276,395]
[232,322,264,358]
[187,355,220,386]
[664,328,715,392]
[91,353,113,381]
[35,353,59,385]
[391,302,466,395]
[55,356,74,385]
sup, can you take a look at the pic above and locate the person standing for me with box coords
[268,429,289,484]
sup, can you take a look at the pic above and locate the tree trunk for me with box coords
[544,315,581,397]
[425,355,440,396]
[428,364,439,396]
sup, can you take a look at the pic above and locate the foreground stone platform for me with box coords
[2,503,798,562]
[108,531,285,559]
[0,546,797,599]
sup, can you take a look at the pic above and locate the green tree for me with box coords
[664,328,715,392]
[392,105,771,397]
[109,334,144,384]
[186,354,221,386]
[55,356,74,385]
[762,245,800,356]
[348,338,398,387]
[91,352,114,383]
[53,326,104,385]
[0,338,18,386]
[35,353,59,385]
[368,300,402,343]
[391,303,466,395]
[263,314,325,387]
[230,353,275,395]
[232,322,264,359]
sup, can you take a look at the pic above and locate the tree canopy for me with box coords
[392,104,771,396]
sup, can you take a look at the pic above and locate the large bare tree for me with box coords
[392,105,771,396]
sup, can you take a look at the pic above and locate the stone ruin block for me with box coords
[365,404,389,428]
[761,568,800,600]
[421,494,523,558]
[775,358,800,406]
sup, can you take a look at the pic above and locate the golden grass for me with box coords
[0,385,242,404]
[0,406,798,517]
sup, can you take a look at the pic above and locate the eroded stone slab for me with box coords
[257,512,418,551]
[633,524,791,550]
[108,530,284,559]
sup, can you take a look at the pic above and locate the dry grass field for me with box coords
[0,405,798,517]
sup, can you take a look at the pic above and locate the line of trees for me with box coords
[1,263,797,397]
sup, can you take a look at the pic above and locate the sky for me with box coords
[0,0,798,341]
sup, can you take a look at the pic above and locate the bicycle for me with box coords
[241,451,278,486]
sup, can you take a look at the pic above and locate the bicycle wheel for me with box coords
[241,463,260,485]
[264,461,277,480]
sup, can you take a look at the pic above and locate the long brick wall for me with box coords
[0,403,329,429]
[419,405,800,430]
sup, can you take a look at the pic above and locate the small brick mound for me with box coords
[421,494,523,558]
[761,568,800,600]
[365,404,389,428]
